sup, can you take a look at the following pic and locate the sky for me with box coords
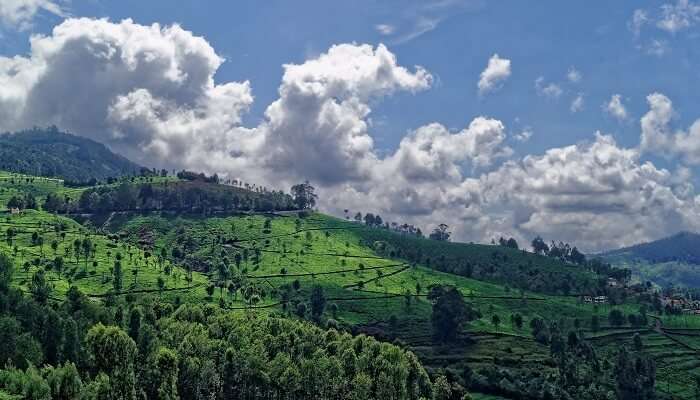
[0,0,699,252]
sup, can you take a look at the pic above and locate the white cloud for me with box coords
[630,1,700,37]
[629,9,649,37]
[645,39,671,56]
[514,127,533,142]
[603,94,628,121]
[570,94,584,113]
[640,92,700,165]
[478,133,700,251]
[567,67,582,83]
[535,77,563,99]
[657,0,700,33]
[477,54,511,95]
[375,24,395,35]
[260,42,432,184]
[0,0,65,30]
[3,17,700,252]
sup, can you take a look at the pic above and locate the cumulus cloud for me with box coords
[640,92,700,165]
[477,54,511,95]
[567,67,582,83]
[2,17,700,252]
[603,94,628,121]
[0,0,65,30]
[570,94,584,113]
[535,77,563,99]
[0,17,431,186]
[260,43,432,184]
[478,133,700,251]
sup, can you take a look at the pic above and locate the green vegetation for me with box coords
[0,170,698,399]
[0,127,142,181]
[600,231,700,288]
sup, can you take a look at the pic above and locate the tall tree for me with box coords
[428,285,479,343]
[85,324,138,400]
[290,181,318,210]
[310,285,326,321]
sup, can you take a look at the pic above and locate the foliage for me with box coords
[0,127,141,181]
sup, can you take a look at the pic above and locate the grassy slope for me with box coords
[2,173,699,398]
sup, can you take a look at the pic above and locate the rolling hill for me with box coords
[0,127,142,181]
[599,231,700,287]
[0,170,691,399]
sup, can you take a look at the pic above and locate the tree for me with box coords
[429,224,451,241]
[511,313,523,329]
[128,307,142,342]
[614,346,655,400]
[295,302,307,319]
[531,236,549,255]
[591,315,600,332]
[113,260,123,292]
[354,212,362,223]
[569,247,586,264]
[0,252,13,292]
[48,362,83,400]
[310,285,326,320]
[633,333,643,351]
[291,181,317,210]
[30,269,51,304]
[154,347,179,400]
[85,324,137,400]
[7,195,24,209]
[433,375,452,400]
[53,256,64,277]
[609,309,625,327]
[491,314,501,329]
[428,285,479,343]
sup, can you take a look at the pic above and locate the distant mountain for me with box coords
[0,127,142,181]
[599,231,700,287]
[600,231,700,264]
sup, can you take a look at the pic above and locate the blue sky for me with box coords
[4,0,697,156]
[1,0,700,250]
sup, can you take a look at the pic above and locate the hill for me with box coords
[599,231,700,287]
[0,171,692,399]
[600,231,700,264]
[0,127,142,181]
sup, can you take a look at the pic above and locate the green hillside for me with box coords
[0,127,142,182]
[0,172,697,399]
[600,232,700,288]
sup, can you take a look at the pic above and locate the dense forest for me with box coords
[0,128,142,182]
[22,180,298,215]
[0,253,434,400]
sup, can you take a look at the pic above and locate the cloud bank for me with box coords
[1,17,700,252]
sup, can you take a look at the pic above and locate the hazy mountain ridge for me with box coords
[0,127,142,182]
[599,231,700,265]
